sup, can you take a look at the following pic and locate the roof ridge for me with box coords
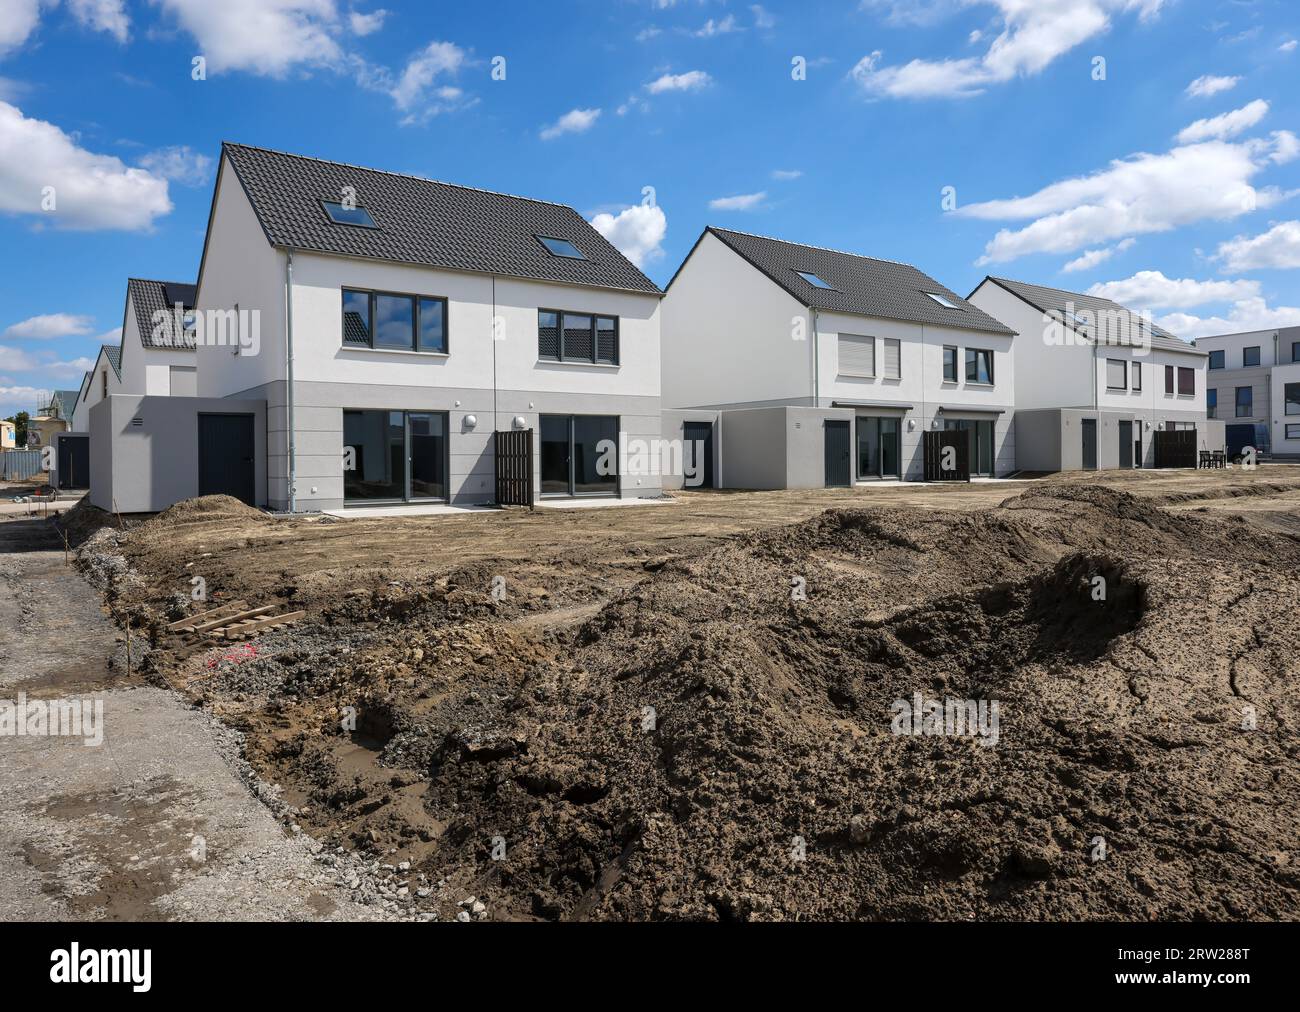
[222,141,579,213]
[128,277,195,286]
[710,225,916,270]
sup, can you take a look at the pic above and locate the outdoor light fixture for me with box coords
[464,414,478,430]
[513,415,528,430]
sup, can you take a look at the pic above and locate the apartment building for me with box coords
[661,227,1017,487]
[1193,325,1300,459]
[968,277,1219,470]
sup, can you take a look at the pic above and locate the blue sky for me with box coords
[2,0,1298,420]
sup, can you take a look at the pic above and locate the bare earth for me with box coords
[6,464,1300,921]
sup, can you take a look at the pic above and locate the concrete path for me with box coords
[0,517,379,921]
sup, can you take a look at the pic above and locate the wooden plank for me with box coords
[191,604,278,634]
[220,611,306,641]
[169,599,248,632]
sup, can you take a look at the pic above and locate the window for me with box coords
[838,334,875,378]
[1243,346,1261,367]
[924,292,961,310]
[344,410,448,502]
[1287,382,1300,416]
[1236,386,1252,417]
[1286,424,1300,440]
[1106,359,1127,390]
[965,348,994,384]
[795,270,835,290]
[1292,341,1300,363]
[101,370,108,398]
[882,338,901,379]
[1206,389,1217,419]
[1177,367,1194,397]
[537,236,586,260]
[322,201,377,228]
[1132,362,1142,391]
[541,415,619,496]
[942,346,958,383]
[341,289,449,353]
[1164,364,1174,394]
[538,308,620,365]
[1208,350,1225,370]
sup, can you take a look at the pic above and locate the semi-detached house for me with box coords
[1192,325,1300,460]
[661,227,1017,487]
[193,143,664,512]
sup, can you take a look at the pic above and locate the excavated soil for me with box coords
[82,478,1300,921]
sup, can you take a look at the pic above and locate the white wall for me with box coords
[661,230,812,409]
[1272,362,1300,453]
[1194,328,1279,368]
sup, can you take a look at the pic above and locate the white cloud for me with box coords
[590,202,667,269]
[956,128,1298,263]
[0,101,172,230]
[69,0,130,42]
[694,15,738,38]
[752,5,775,30]
[1280,40,1297,54]
[852,0,1166,99]
[3,313,94,340]
[1061,238,1134,273]
[635,27,662,42]
[1156,299,1300,339]
[1176,99,1268,144]
[540,107,601,141]
[1185,74,1239,98]
[0,345,41,371]
[348,8,387,35]
[138,144,213,186]
[151,0,345,77]
[0,384,52,417]
[385,40,469,122]
[709,191,767,211]
[646,70,711,94]
[772,169,802,180]
[1217,220,1300,272]
[0,0,43,56]
[1087,271,1259,310]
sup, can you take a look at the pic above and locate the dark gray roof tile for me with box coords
[127,278,197,350]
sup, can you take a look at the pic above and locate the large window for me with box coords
[1178,367,1195,397]
[343,410,448,503]
[942,346,957,382]
[1106,359,1127,390]
[1236,386,1253,417]
[965,348,994,385]
[342,289,448,353]
[539,309,619,365]
[1287,382,1300,416]
[1208,350,1225,370]
[540,415,619,496]
[838,334,875,378]
[1207,389,1217,419]
[1243,346,1261,367]
[945,419,995,477]
[856,416,900,479]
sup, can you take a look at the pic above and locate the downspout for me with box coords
[810,306,820,406]
[492,275,498,432]
[285,248,297,514]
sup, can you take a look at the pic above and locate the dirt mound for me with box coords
[135,495,270,534]
[55,495,120,547]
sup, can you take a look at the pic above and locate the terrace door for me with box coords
[824,420,851,487]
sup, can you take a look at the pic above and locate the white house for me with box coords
[72,344,122,434]
[968,277,1217,470]
[144,142,662,513]
[660,227,1018,486]
[1192,325,1300,460]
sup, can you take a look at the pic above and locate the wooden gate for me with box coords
[494,428,534,507]
[1153,429,1196,469]
[923,430,970,482]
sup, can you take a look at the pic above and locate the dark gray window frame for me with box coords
[1177,367,1195,397]
[1132,361,1142,391]
[538,308,620,365]
[1235,386,1253,417]
[320,200,379,229]
[1208,350,1225,370]
[341,287,449,354]
[942,345,958,383]
[536,235,588,260]
[1286,382,1300,416]
[1243,346,1261,367]
[1164,365,1174,395]
[1286,423,1300,439]
[1206,388,1217,418]
[965,347,994,385]
[1106,358,1127,391]
[1292,341,1300,363]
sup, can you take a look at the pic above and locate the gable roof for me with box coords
[220,142,662,297]
[677,227,1014,336]
[977,276,1205,356]
[97,344,122,379]
[127,278,197,350]
[48,390,80,420]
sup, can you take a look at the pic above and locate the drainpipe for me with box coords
[810,306,820,407]
[285,248,297,513]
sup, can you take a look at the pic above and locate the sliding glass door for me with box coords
[540,414,619,497]
[944,419,995,477]
[856,416,901,479]
[344,409,449,503]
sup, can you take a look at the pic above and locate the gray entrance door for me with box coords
[1118,421,1133,468]
[824,420,851,487]
[1081,418,1098,470]
[198,414,256,505]
[56,434,89,489]
[683,421,714,489]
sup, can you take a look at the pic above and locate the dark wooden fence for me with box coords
[494,429,534,507]
[922,430,970,482]
[1153,429,1197,469]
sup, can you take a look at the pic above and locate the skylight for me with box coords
[795,270,835,290]
[924,292,961,310]
[537,235,587,260]
[322,201,378,228]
